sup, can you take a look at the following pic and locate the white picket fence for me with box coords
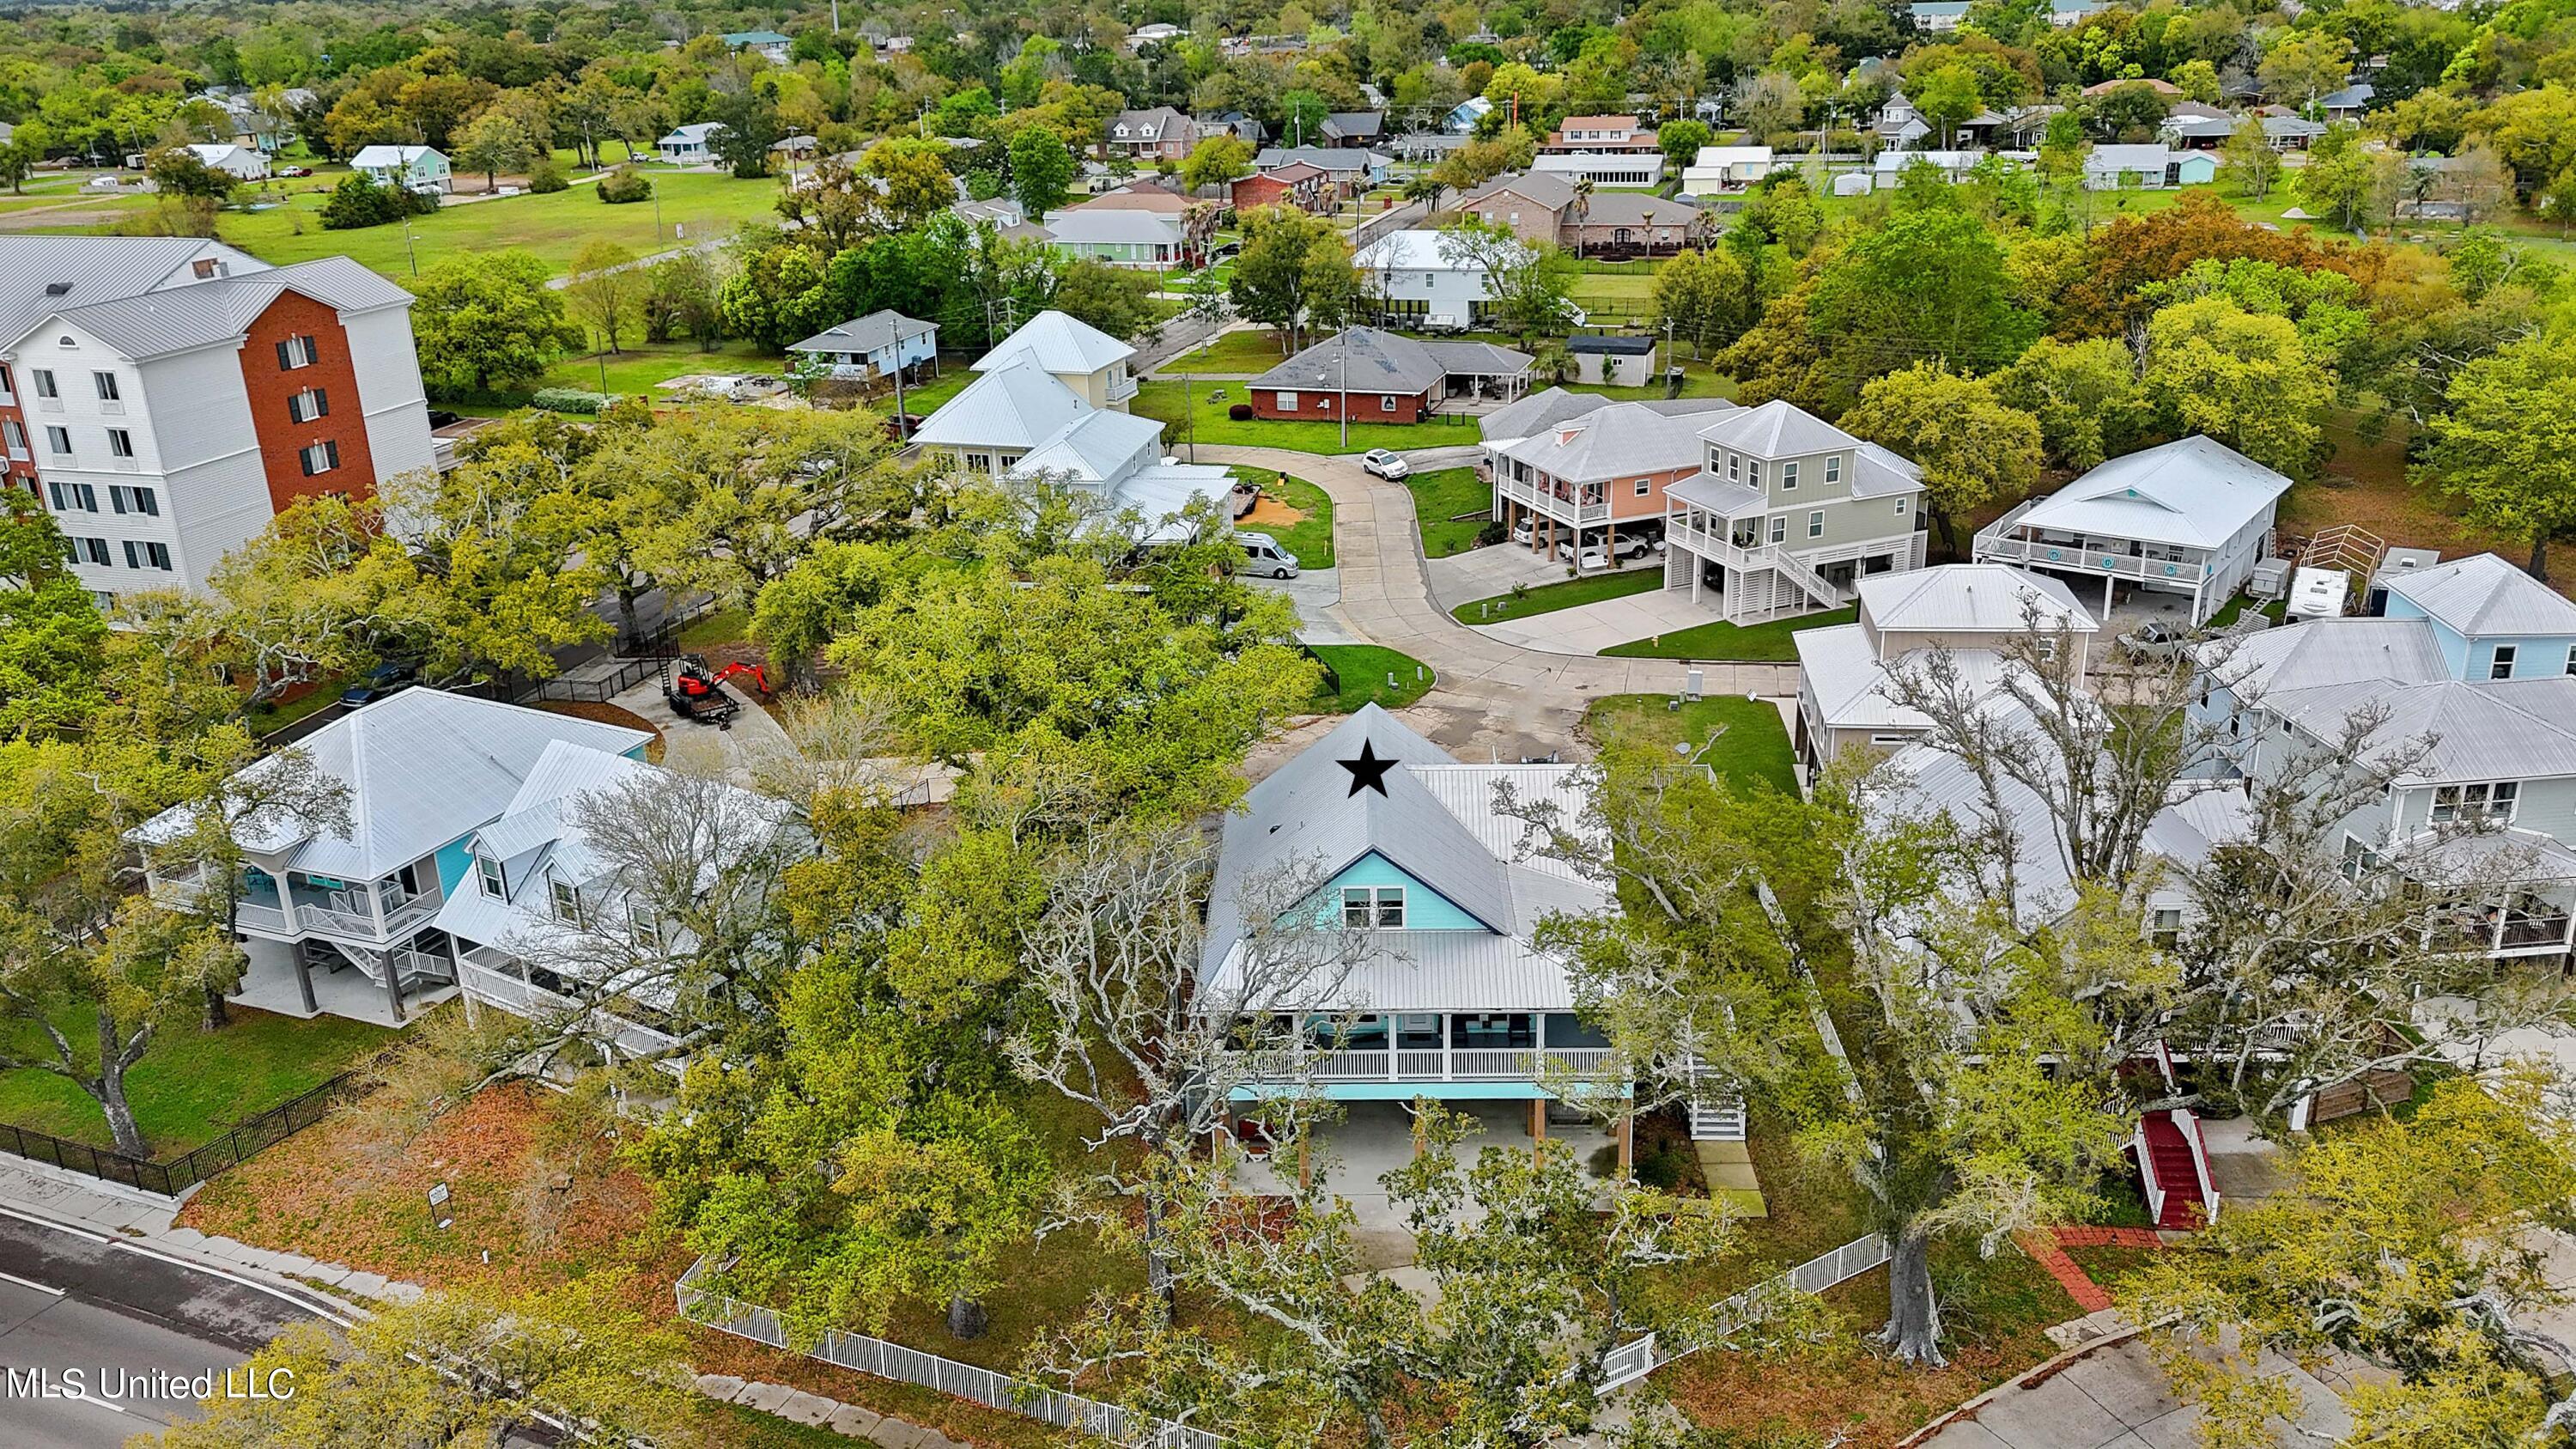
[679,1230,1893,1438]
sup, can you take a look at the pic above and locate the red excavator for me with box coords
[663,654,770,728]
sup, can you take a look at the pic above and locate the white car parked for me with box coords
[1360,449,1412,480]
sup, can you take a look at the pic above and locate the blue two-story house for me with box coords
[1200,705,1738,1172]
[2201,552,2576,959]
[133,691,653,1026]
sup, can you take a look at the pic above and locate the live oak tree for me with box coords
[2140,295,2333,477]
[1230,205,1360,354]
[1838,363,2042,557]
[0,496,109,740]
[405,250,586,397]
[2418,330,2576,581]
[2121,1074,2576,1445]
[1993,336,2154,472]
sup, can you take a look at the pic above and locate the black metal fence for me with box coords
[0,1068,361,1197]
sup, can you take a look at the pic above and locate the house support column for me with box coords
[1617,1113,1634,1178]
[290,947,317,1016]
[1528,1099,1546,1144]
[460,987,481,1027]
[2104,573,2116,617]
[1297,1138,1312,1191]
[380,950,405,1024]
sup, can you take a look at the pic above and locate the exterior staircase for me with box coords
[1760,544,1847,612]
[2139,1110,2211,1229]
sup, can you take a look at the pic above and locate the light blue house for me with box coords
[134,691,653,1026]
[1199,705,1741,1166]
[2197,552,2576,959]
[787,309,940,385]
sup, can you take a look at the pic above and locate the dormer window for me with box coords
[1342,885,1406,928]
[1826,455,1842,484]
[477,855,505,898]
[629,904,664,950]
[550,878,583,925]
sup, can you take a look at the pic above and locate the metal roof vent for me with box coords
[43,283,70,296]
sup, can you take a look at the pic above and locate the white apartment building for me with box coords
[0,237,435,604]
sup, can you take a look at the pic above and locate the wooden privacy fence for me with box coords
[0,1068,361,1198]
[679,1230,1894,1438]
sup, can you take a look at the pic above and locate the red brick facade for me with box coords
[0,362,34,495]
[237,290,375,514]
[1249,385,1435,423]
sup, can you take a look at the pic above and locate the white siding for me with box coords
[344,305,435,484]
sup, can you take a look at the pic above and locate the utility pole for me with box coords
[890,324,909,438]
[1338,321,1350,450]
[403,216,416,276]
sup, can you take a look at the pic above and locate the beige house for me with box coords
[969,308,1137,410]
[1791,563,2098,770]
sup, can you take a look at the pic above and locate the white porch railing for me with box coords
[1972,502,2212,587]
[1106,369,1139,403]
[1497,472,1609,525]
[1226,1044,1616,1084]
[457,959,687,1069]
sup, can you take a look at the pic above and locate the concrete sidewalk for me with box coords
[1918,1334,2354,1449]
[1474,588,1713,656]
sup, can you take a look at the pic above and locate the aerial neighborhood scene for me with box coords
[9,0,2576,1444]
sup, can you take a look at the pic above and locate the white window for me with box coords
[108,484,156,516]
[44,426,70,454]
[2565,644,2575,677]
[1826,455,1841,484]
[477,855,505,897]
[48,480,95,512]
[276,335,319,369]
[2433,781,2518,824]
[107,428,132,459]
[93,371,118,401]
[288,387,329,423]
[2340,835,2382,880]
[1727,453,1740,482]
[1341,886,1406,928]
[120,539,170,571]
[1,420,21,454]
[1769,514,1786,544]
[2490,644,2518,679]
[550,878,583,924]
[2149,908,2183,947]
[299,440,340,476]
[1276,391,1298,409]
[1749,460,1765,486]
[69,536,108,566]
[629,904,665,950]
[1895,496,1910,516]
[1634,478,1651,496]
[31,369,57,399]
[1808,509,1825,539]
[1782,461,1798,490]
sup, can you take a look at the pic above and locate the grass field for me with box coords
[0,1006,393,1158]
[1310,644,1435,711]
[1233,467,1334,568]
[1133,380,1468,454]
[1156,327,1297,374]
[1602,604,1857,661]
[1454,566,1662,624]
[1585,694,1800,796]
[538,337,776,395]
[197,169,788,281]
[1406,467,1494,557]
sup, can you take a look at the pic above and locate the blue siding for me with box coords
[1311,851,1487,930]
[2379,596,2576,679]
[433,834,478,895]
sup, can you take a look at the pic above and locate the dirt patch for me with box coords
[538,698,667,764]
[1241,492,1309,529]
[2281,417,2551,587]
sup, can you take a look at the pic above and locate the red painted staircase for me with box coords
[2140,1111,2208,1230]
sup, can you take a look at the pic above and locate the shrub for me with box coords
[319,174,434,230]
[531,388,615,414]
[597,165,653,204]
[1228,403,1255,420]
[1476,519,1507,546]
[1635,1144,1695,1191]
[527,154,568,193]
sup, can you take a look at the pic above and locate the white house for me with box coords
[184,143,270,182]
[971,308,1137,410]
[131,691,656,1028]
[1911,1,1971,30]
[721,28,795,64]
[1874,149,1990,183]
[1531,152,1664,186]
[786,309,939,385]
[656,123,726,165]
[1680,145,1775,195]
[1662,399,1931,624]
[0,238,435,603]
[1042,206,1189,269]
[1973,435,2291,624]
[349,144,452,193]
[1353,228,1558,332]
[2083,145,2218,190]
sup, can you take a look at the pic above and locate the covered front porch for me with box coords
[1971,500,2223,624]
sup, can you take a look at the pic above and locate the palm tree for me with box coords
[1571,177,1594,259]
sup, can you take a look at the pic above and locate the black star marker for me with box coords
[1339,740,1396,797]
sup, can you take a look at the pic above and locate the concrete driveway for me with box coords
[1921,1336,2353,1449]
[1247,566,1363,644]
[1427,544,1564,612]
[1475,587,1716,656]
[1194,445,1795,760]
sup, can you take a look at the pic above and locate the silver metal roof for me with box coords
[1696,399,1864,460]
[2381,553,2576,639]
[2014,435,2289,550]
[972,308,1135,375]
[787,308,937,356]
[1858,563,2097,636]
[1498,403,1712,482]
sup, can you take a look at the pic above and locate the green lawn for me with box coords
[0,1006,394,1159]
[1568,271,1656,302]
[190,170,790,282]
[1454,567,1662,624]
[1309,644,1435,712]
[1407,466,1495,557]
[1157,327,1295,374]
[1561,365,1739,404]
[1133,380,1472,454]
[2203,594,2286,630]
[1236,468,1334,569]
[1585,694,1800,796]
[1601,605,1857,661]
[539,338,775,395]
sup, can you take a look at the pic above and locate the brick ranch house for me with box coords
[1247,327,1532,423]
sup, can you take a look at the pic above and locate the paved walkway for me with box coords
[1917,1333,2354,1449]
[611,672,797,784]
[1195,445,1795,758]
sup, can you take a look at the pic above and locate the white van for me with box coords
[1238,532,1300,579]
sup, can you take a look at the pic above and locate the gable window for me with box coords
[477,855,505,898]
[1826,455,1842,484]
[1341,886,1406,928]
[550,879,583,924]
[2490,644,2518,679]
[2433,781,2518,824]
[1782,461,1799,490]
[2149,908,2183,948]
[276,335,319,370]
[289,387,329,423]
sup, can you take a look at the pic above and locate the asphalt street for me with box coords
[0,1208,337,1447]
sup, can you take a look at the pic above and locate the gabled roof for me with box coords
[349,143,443,167]
[786,307,937,356]
[1321,112,1384,139]
[1460,170,1577,213]
[1353,228,1511,271]
[1696,398,1862,459]
[2211,617,2449,697]
[1249,327,1530,393]
[1858,563,2098,636]
[1498,402,1715,482]
[1255,147,1380,173]
[2380,553,2576,639]
[973,308,1135,375]
[0,238,264,345]
[1109,107,1193,137]
[1796,623,2023,731]
[2014,436,2290,550]
[6,255,415,361]
[1479,387,1737,445]
[1042,207,1184,244]
[130,692,652,881]
[1242,160,1325,185]
[1576,192,1701,227]
[2269,677,2576,784]
[1072,186,1194,213]
[2088,144,2180,171]
[914,360,1087,450]
[1013,406,1163,484]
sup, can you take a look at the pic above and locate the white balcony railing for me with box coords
[1497,472,1609,525]
[1106,368,1139,403]
[457,959,686,1071]
[1971,502,2211,586]
[1225,1044,1615,1084]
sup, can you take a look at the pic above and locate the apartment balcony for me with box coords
[1106,368,1139,405]
[1496,472,1608,525]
